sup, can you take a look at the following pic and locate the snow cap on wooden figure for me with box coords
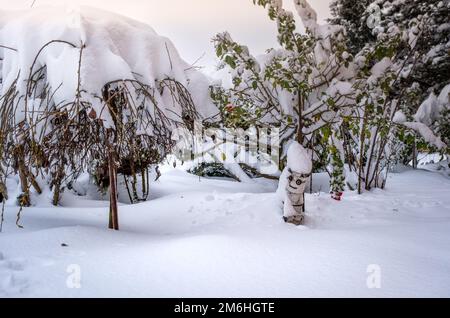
[277,141,312,226]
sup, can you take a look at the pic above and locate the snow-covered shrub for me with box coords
[211,0,351,178]
[211,0,361,195]
[329,0,376,54]
[332,0,450,164]
[0,7,217,228]
[210,0,448,196]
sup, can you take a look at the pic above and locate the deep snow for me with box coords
[0,6,217,128]
[0,166,449,298]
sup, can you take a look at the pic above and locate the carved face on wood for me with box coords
[286,169,311,194]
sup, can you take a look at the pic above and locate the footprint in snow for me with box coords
[0,271,29,296]
[5,259,26,271]
[0,254,29,296]
[0,255,26,272]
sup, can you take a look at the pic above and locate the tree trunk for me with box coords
[296,93,304,144]
[52,165,64,206]
[297,92,307,211]
[358,112,368,195]
[29,173,42,195]
[17,147,31,207]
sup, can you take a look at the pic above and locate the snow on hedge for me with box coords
[0,6,217,128]
[414,84,450,126]
[401,84,450,149]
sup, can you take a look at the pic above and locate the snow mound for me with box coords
[393,111,407,124]
[415,85,450,126]
[287,141,312,174]
[0,6,217,127]
[438,84,450,107]
[403,122,446,149]
[414,93,439,126]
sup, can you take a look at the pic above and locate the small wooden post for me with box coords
[108,145,119,231]
[412,137,418,169]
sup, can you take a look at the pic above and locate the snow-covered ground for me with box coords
[0,166,450,298]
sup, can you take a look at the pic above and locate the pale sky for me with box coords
[0,0,332,68]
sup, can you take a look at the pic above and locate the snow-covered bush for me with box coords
[210,0,448,196]
[211,0,353,195]
[331,0,450,163]
[0,7,217,228]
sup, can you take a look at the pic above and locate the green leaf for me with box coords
[225,56,237,69]
[216,45,223,58]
